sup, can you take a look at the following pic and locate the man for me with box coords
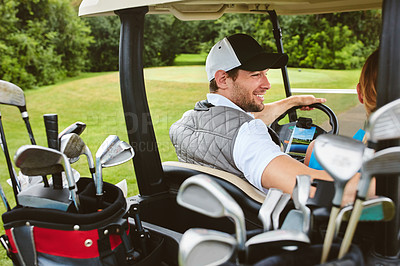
[170,34,366,203]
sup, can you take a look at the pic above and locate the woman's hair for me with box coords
[209,68,239,92]
[359,49,379,116]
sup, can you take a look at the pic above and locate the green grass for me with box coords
[0,64,361,264]
[173,53,207,66]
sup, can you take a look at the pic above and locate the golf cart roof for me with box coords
[79,0,382,19]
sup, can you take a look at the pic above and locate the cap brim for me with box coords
[239,53,288,71]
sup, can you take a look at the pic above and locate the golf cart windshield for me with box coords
[79,0,399,260]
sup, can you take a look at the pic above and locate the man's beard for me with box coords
[231,82,264,112]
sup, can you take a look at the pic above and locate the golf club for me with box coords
[177,174,246,263]
[364,98,400,144]
[60,133,95,181]
[245,229,310,249]
[58,122,87,163]
[44,114,63,189]
[0,81,51,188]
[95,135,134,210]
[334,197,395,238]
[314,134,365,263]
[0,182,10,211]
[0,111,21,206]
[271,193,290,230]
[258,188,283,231]
[0,133,21,192]
[14,145,80,212]
[179,228,237,266]
[292,175,312,234]
[58,121,86,141]
[280,176,312,235]
[0,80,36,145]
[245,229,310,261]
[339,146,400,258]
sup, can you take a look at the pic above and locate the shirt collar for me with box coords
[206,93,254,118]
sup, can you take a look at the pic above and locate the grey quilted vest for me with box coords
[169,100,253,178]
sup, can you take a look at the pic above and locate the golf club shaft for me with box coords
[44,114,63,189]
[95,162,103,210]
[0,138,21,191]
[21,113,36,145]
[338,199,363,258]
[0,183,10,211]
[321,206,340,263]
[0,113,20,206]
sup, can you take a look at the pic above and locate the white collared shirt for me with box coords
[207,93,286,192]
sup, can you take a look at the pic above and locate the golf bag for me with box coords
[0,178,162,265]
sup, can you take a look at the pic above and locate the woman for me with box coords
[305,49,379,169]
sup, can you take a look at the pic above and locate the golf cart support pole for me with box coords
[116,7,167,196]
[373,0,400,259]
[268,11,296,122]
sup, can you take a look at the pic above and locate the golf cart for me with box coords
[80,0,397,265]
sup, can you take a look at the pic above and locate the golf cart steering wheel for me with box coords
[270,103,339,161]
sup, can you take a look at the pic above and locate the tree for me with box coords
[0,0,92,89]
[83,16,120,72]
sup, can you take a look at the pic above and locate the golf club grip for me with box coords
[44,114,59,150]
[338,199,363,258]
[44,114,63,189]
[321,206,340,263]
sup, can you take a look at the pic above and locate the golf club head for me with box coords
[272,193,291,230]
[96,135,134,167]
[95,135,134,197]
[60,133,95,176]
[358,146,400,198]
[0,80,26,108]
[58,121,87,141]
[179,228,237,266]
[335,196,395,237]
[292,175,311,210]
[60,133,86,161]
[15,145,65,176]
[291,175,311,234]
[14,145,80,211]
[245,229,310,254]
[177,174,246,251]
[314,134,365,206]
[365,98,400,143]
[280,209,308,234]
[258,188,283,231]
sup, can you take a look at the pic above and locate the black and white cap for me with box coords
[205,34,288,81]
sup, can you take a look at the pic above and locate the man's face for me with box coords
[228,69,271,112]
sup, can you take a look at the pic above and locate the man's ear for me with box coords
[356,83,364,104]
[214,70,228,90]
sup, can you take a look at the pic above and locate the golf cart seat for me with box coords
[162,161,334,224]
[162,161,266,227]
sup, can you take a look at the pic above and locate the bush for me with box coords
[0,0,91,89]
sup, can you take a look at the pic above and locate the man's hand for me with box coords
[253,95,327,124]
[292,95,326,111]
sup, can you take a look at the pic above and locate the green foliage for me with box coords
[0,0,92,89]
[83,16,120,72]
[0,3,382,86]
[143,15,180,67]
[281,11,380,69]
[216,14,276,52]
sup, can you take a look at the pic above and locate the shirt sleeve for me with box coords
[233,119,287,192]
